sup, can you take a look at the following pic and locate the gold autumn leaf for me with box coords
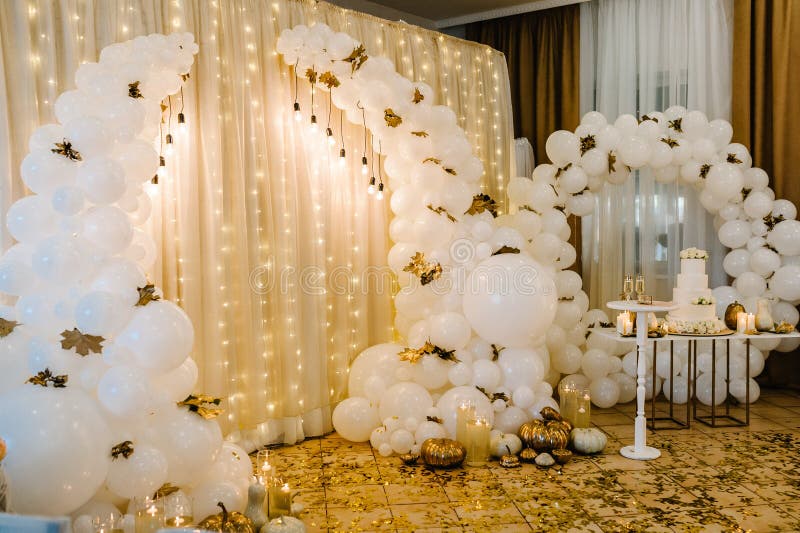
[764,213,786,230]
[0,318,20,338]
[136,284,161,306]
[398,345,426,364]
[491,344,504,361]
[466,193,498,217]
[27,368,68,388]
[344,44,368,73]
[492,246,520,256]
[420,263,442,285]
[180,73,191,82]
[398,341,459,365]
[660,137,679,148]
[443,167,457,176]
[412,87,424,103]
[423,157,441,165]
[153,483,181,500]
[608,152,617,174]
[384,108,402,127]
[60,328,105,356]
[128,81,144,99]
[160,102,168,114]
[427,204,457,222]
[51,140,82,161]
[639,114,658,123]
[476,386,508,403]
[178,394,223,419]
[319,71,340,88]
[555,162,572,178]
[727,153,743,164]
[518,205,537,213]
[431,344,459,363]
[111,441,134,460]
[411,131,429,137]
[403,252,427,277]
[668,117,683,132]
[305,68,317,84]
[699,164,712,179]
[579,135,596,156]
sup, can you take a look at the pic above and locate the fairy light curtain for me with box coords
[0,0,514,444]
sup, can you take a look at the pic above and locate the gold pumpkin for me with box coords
[420,438,466,468]
[518,420,569,452]
[198,502,255,533]
[519,448,537,463]
[725,301,746,330]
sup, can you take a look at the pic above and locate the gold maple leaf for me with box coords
[491,344,504,361]
[60,328,105,356]
[727,153,743,164]
[27,368,68,388]
[555,162,572,178]
[466,193,498,217]
[128,81,144,99]
[403,252,427,277]
[668,118,683,132]
[443,167,457,176]
[423,157,441,165]
[180,73,191,82]
[319,71,340,88]
[427,204,457,222]
[492,246,520,256]
[639,114,658,123]
[402,252,442,286]
[411,130,429,137]
[398,341,459,365]
[111,441,134,460]
[398,345,426,364]
[426,415,443,424]
[153,483,180,500]
[608,151,617,174]
[660,137,679,148]
[699,163,712,179]
[384,108,402,127]
[420,263,442,285]
[412,87,424,104]
[344,45,368,73]
[579,135,596,156]
[178,394,223,419]
[51,140,82,161]
[0,318,20,338]
[136,284,161,306]
[305,68,317,84]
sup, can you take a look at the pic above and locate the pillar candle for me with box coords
[574,391,591,428]
[736,312,747,333]
[747,313,756,332]
[268,483,292,519]
[465,416,491,466]
[455,400,475,446]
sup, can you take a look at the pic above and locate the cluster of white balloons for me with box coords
[507,108,800,408]
[0,33,250,520]
[277,24,562,454]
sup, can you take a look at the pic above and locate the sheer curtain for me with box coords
[0,0,515,446]
[580,0,733,310]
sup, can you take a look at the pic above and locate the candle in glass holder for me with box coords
[465,416,491,466]
[164,492,193,528]
[268,482,292,519]
[455,400,475,446]
[747,313,756,332]
[736,312,747,333]
[558,382,577,425]
[134,497,164,533]
[574,390,592,428]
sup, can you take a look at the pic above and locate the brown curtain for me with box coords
[732,0,800,388]
[465,5,582,272]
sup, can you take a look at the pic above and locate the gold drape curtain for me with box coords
[465,6,581,273]
[732,0,800,388]
[0,0,514,444]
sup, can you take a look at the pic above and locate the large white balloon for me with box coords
[105,443,168,499]
[347,343,403,398]
[116,301,194,372]
[378,382,432,422]
[435,386,494,438]
[332,397,380,442]
[0,386,111,515]
[462,253,557,347]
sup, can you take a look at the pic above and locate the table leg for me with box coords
[746,339,751,425]
[620,312,660,460]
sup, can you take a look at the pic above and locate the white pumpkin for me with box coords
[261,515,306,533]
[490,432,523,458]
[569,427,607,454]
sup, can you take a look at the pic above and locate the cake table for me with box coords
[607,299,678,460]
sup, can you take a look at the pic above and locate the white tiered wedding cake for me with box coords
[667,248,726,334]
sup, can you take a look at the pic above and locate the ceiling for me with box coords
[328,0,587,28]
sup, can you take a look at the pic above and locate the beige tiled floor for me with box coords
[261,389,800,532]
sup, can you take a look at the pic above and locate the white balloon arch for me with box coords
[278,24,800,454]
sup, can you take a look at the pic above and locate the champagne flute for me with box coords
[623,274,633,301]
[635,274,645,298]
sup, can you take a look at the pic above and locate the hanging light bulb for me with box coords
[367,176,376,195]
[376,182,384,200]
[361,156,368,175]
[326,127,335,146]
[177,112,187,134]
[310,114,318,133]
[165,133,174,156]
[156,156,167,179]
[338,148,346,167]
[293,102,301,122]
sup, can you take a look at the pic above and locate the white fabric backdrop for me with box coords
[580,0,734,310]
[0,0,515,446]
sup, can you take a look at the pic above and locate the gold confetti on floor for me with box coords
[256,389,800,532]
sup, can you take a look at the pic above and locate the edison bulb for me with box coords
[376,189,384,200]
[293,102,301,122]
[361,156,368,175]
[338,148,346,167]
[367,183,375,195]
